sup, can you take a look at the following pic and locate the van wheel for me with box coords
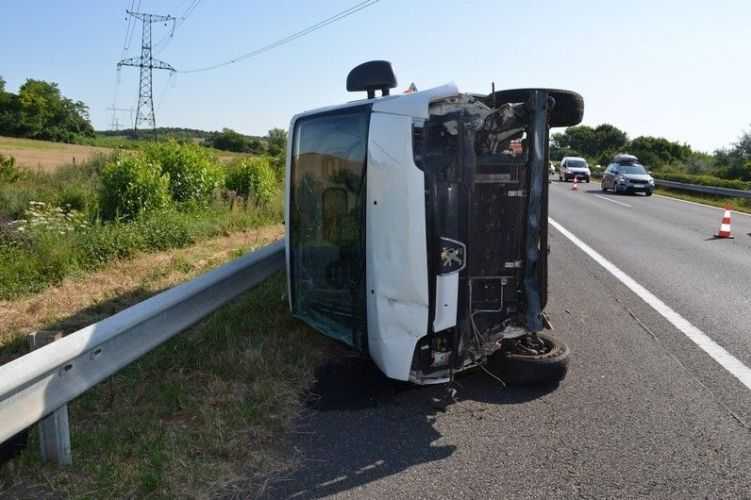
[489,333,569,386]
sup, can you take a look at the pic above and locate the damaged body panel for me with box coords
[285,61,583,384]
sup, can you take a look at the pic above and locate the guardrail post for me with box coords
[27,331,72,465]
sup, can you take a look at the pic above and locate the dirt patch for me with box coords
[0,224,284,357]
[0,136,112,172]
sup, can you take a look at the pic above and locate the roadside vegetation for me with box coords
[652,187,751,213]
[0,136,304,498]
[0,137,285,301]
[0,273,332,499]
[1,74,283,161]
[551,123,751,187]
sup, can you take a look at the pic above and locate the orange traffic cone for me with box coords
[714,208,734,239]
[571,177,578,191]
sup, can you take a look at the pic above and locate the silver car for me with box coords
[601,158,655,195]
[559,156,591,182]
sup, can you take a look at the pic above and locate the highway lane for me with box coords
[548,180,751,419]
[263,186,751,499]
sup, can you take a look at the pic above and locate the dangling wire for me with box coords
[155,72,176,116]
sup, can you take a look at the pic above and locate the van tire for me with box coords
[489,333,569,386]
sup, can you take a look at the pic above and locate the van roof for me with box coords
[289,83,460,126]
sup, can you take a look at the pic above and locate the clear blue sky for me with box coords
[1,0,749,152]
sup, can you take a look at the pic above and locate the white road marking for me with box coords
[594,194,632,208]
[654,194,751,218]
[549,217,751,392]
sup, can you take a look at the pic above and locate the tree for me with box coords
[550,124,628,163]
[627,136,692,170]
[267,128,287,157]
[0,77,94,142]
[204,128,265,154]
[714,127,751,181]
[0,76,19,136]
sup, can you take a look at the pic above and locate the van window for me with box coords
[288,108,370,346]
[566,158,588,168]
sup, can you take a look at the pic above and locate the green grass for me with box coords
[653,170,751,190]
[0,200,282,301]
[0,149,283,300]
[0,274,331,499]
[654,187,751,213]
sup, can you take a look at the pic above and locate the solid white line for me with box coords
[549,217,751,392]
[653,194,751,218]
[594,194,632,208]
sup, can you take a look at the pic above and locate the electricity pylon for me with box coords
[107,106,135,131]
[117,10,176,137]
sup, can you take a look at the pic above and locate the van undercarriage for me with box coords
[286,61,583,385]
[409,91,555,384]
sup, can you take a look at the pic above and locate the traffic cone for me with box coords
[714,208,734,239]
[571,177,578,191]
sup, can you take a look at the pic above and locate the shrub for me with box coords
[100,154,172,221]
[654,171,751,190]
[135,209,195,250]
[0,154,21,183]
[225,156,277,206]
[58,183,98,217]
[0,186,39,220]
[144,141,223,205]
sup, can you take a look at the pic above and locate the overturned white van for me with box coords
[285,61,583,385]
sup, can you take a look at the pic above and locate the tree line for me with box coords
[551,123,751,181]
[0,76,94,143]
[0,76,288,158]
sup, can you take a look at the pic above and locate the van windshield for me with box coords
[288,108,370,346]
[566,159,588,168]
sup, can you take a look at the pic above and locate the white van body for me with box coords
[285,65,582,384]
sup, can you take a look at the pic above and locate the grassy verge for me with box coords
[653,187,751,213]
[1,145,283,300]
[0,225,283,358]
[0,273,331,499]
[0,199,281,301]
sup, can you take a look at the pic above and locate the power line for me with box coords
[121,0,135,56]
[123,0,142,54]
[153,0,202,55]
[155,72,176,116]
[179,0,380,74]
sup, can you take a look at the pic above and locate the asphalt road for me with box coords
[263,181,751,499]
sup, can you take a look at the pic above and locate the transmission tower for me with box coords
[107,106,135,131]
[117,10,176,136]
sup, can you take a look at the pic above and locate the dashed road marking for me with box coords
[594,194,632,208]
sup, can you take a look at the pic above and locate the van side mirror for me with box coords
[346,60,397,99]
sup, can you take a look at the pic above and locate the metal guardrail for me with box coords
[0,240,285,463]
[654,179,751,199]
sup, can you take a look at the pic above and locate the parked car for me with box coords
[559,156,591,182]
[601,155,655,195]
[285,60,583,386]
